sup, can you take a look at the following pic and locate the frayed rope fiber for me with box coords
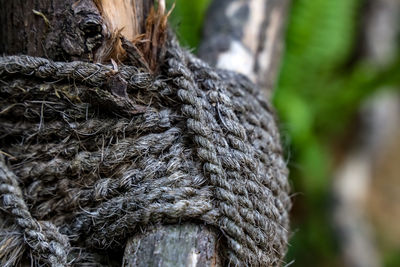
[0,35,291,266]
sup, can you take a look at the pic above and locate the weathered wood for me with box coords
[0,0,151,62]
[123,224,221,267]
[0,0,103,61]
[94,0,151,40]
[198,0,289,97]
[93,0,153,62]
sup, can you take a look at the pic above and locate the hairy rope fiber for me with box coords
[0,35,291,266]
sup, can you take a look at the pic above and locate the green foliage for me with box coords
[384,248,400,267]
[274,0,400,265]
[167,0,211,49]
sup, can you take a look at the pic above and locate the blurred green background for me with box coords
[167,0,400,266]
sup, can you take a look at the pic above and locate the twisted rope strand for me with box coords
[0,158,70,267]
[0,35,290,266]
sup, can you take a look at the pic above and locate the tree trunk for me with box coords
[0,0,151,62]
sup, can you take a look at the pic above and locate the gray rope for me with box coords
[0,36,290,266]
[0,157,70,266]
[0,55,152,90]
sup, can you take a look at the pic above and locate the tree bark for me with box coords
[0,0,103,61]
[0,0,152,62]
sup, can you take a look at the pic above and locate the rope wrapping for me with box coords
[0,36,291,266]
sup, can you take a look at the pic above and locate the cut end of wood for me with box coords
[95,0,140,41]
[94,0,171,72]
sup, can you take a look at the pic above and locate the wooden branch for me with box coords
[198,0,289,97]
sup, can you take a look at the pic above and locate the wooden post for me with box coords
[199,0,289,96]
[123,224,221,267]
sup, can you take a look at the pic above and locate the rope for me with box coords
[0,36,291,266]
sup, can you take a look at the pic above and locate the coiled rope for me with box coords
[0,36,291,266]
